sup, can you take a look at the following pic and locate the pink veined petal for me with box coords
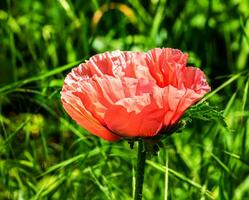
[62,71,112,129]
[122,51,155,80]
[78,51,154,80]
[164,85,186,111]
[89,51,126,77]
[151,85,208,126]
[72,78,108,125]
[160,86,209,126]
[170,89,204,125]
[65,63,96,82]
[74,75,156,123]
[71,75,127,125]
[64,65,157,127]
[182,67,211,94]
[73,51,127,78]
[61,92,120,141]
[151,85,185,126]
[145,48,165,86]
[92,75,126,105]
[168,67,210,125]
[104,94,165,137]
[121,77,156,97]
[145,48,188,87]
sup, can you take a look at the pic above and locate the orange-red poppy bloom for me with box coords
[61,48,211,141]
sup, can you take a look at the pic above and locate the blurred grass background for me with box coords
[0,0,249,199]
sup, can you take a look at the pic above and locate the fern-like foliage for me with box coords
[184,101,227,128]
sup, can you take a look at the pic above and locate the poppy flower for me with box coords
[61,48,211,141]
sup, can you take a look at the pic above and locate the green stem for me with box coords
[134,140,147,200]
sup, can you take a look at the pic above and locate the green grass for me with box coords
[0,0,249,199]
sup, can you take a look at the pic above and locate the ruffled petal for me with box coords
[152,85,208,126]
[93,75,126,105]
[78,51,154,80]
[73,75,156,124]
[104,94,164,137]
[122,51,154,80]
[61,91,120,141]
[71,77,108,124]
[170,89,204,125]
[63,65,157,131]
[182,67,211,94]
[151,85,184,126]
[145,48,188,87]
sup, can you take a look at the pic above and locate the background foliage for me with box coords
[0,0,249,199]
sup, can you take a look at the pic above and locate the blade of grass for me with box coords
[209,151,237,179]
[222,150,249,166]
[127,0,150,31]
[241,78,249,113]
[192,143,249,166]
[0,59,84,95]
[164,150,169,200]
[191,144,237,179]
[0,117,31,151]
[241,78,249,156]
[146,160,215,199]
[149,0,166,47]
[132,163,136,199]
[32,97,91,145]
[89,167,113,200]
[38,148,100,177]
[240,16,249,45]
[200,71,248,102]
[33,176,65,200]
[234,175,249,200]
[223,91,237,116]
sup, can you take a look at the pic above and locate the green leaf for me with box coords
[184,101,227,128]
